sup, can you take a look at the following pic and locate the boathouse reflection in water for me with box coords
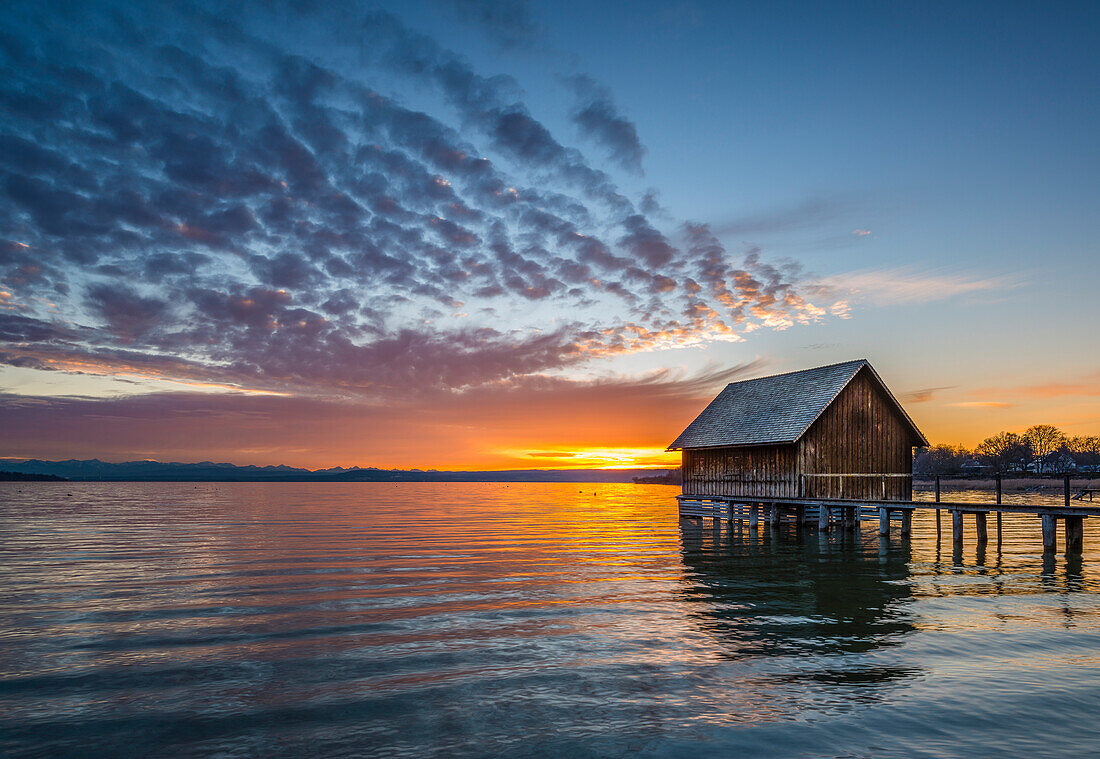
[677,518,920,694]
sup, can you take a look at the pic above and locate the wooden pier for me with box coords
[678,476,1096,556]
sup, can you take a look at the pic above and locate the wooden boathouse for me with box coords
[669,358,1097,556]
[668,359,928,503]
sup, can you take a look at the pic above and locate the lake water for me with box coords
[3,482,1100,758]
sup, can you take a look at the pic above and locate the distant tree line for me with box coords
[914,425,1100,476]
[633,470,682,485]
[0,471,66,481]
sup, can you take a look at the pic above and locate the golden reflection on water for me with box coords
[3,482,1100,758]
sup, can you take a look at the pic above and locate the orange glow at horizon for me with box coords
[498,447,681,470]
[3,363,1100,470]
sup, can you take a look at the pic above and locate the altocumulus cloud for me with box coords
[0,0,840,406]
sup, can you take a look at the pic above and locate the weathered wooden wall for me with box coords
[797,367,913,500]
[681,444,799,498]
[680,366,914,501]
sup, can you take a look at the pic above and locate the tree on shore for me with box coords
[1069,435,1100,469]
[919,426,1096,476]
[914,444,971,475]
[1023,425,1066,473]
[974,431,1029,473]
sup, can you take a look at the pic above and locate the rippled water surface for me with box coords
[4,482,1100,758]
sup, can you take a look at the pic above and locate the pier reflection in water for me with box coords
[3,483,1100,758]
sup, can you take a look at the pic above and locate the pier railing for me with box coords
[798,472,911,499]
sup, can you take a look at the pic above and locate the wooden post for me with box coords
[1065,516,1084,555]
[849,506,859,531]
[769,503,780,527]
[749,503,759,528]
[1042,514,1057,553]
[879,507,890,537]
[818,504,829,531]
[975,512,988,544]
[935,476,941,540]
[1065,474,1071,510]
[901,509,912,536]
[996,474,1002,546]
[881,474,886,500]
[952,510,963,549]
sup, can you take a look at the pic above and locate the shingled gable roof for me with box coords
[667,359,928,450]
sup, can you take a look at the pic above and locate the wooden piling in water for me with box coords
[879,507,890,536]
[818,504,830,531]
[1042,514,1057,553]
[975,512,988,544]
[1066,516,1084,555]
[901,509,912,536]
[749,503,759,528]
[952,510,963,549]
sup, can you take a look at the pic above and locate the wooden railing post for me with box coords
[935,475,942,540]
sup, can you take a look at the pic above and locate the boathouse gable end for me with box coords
[796,367,922,500]
[669,360,927,501]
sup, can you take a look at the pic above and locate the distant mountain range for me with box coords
[0,459,676,483]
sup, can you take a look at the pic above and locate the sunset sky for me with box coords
[1,1,1098,469]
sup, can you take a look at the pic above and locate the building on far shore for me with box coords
[667,359,928,501]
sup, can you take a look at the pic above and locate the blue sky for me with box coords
[405,0,1100,437]
[0,1,1097,466]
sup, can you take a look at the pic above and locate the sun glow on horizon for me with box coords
[500,447,681,470]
